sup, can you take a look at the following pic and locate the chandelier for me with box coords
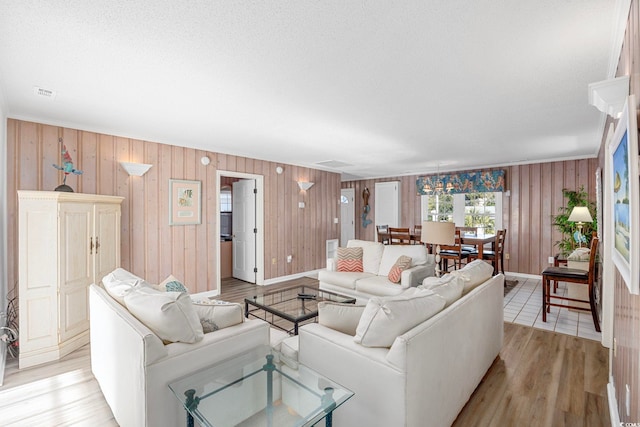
[423,165,453,195]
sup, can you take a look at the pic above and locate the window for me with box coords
[220,188,232,212]
[422,192,502,233]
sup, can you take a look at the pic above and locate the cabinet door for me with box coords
[93,203,121,284]
[59,203,92,343]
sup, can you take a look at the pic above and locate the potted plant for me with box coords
[553,187,597,256]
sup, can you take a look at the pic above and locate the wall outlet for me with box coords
[334,217,339,224]
[504,253,510,260]
[298,202,305,208]
[287,255,292,263]
[272,257,277,265]
[548,256,555,264]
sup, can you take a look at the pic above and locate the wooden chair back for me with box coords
[389,227,411,245]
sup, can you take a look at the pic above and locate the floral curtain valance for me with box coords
[416,169,506,195]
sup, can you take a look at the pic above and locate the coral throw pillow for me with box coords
[337,247,364,272]
[388,255,412,283]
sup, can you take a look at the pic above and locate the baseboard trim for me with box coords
[608,379,621,427]
[505,271,542,280]
[263,270,320,286]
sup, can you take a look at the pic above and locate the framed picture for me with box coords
[608,94,639,294]
[169,179,201,225]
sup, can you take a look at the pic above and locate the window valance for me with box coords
[416,169,506,195]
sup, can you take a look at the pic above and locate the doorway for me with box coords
[217,171,264,292]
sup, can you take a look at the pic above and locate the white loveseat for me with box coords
[300,263,504,427]
[89,271,270,427]
[318,239,436,301]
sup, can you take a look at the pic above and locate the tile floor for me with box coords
[503,275,602,341]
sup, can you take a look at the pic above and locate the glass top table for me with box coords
[168,345,354,427]
[244,285,356,335]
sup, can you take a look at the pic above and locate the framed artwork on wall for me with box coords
[608,94,639,294]
[169,179,202,225]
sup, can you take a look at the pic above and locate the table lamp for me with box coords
[421,221,455,277]
[567,206,593,248]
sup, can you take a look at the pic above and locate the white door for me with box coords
[340,188,355,246]
[375,181,400,227]
[232,179,257,283]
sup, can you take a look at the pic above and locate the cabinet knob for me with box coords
[95,237,100,254]
[89,237,94,254]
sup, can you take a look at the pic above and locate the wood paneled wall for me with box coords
[610,0,640,422]
[343,159,598,276]
[5,119,341,296]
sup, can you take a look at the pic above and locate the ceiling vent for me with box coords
[33,86,57,99]
[315,160,353,169]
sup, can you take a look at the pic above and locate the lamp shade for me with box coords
[568,206,593,223]
[420,221,455,246]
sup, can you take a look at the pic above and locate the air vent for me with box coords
[33,86,57,99]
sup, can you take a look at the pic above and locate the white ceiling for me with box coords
[0,1,629,180]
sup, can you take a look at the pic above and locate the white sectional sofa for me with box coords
[300,261,504,427]
[89,269,270,427]
[318,239,436,301]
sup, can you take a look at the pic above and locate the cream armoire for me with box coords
[18,191,123,369]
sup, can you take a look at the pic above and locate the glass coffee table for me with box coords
[168,345,354,427]
[244,285,356,335]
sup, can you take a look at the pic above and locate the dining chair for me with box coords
[413,224,422,244]
[540,236,600,332]
[389,227,412,245]
[438,229,469,271]
[468,229,506,275]
[376,225,390,244]
[456,226,478,252]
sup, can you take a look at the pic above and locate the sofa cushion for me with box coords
[354,288,446,347]
[124,286,204,343]
[336,247,364,272]
[318,302,367,336]
[420,274,464,307]
[347,240,385,274]
[378,245,428,276]
[452,260,495,294]
[387,255,412,283]
[318,269,373,290]
[157,274,188,292]
[190,298,244,332]
[356,275,408,297]
[102,268,154,306]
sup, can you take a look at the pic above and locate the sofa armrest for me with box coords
[400,262,435,287]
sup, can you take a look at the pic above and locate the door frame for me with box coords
[216,170,264,290]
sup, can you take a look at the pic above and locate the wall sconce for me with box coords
[297,181,314,191]
[588,76,629,118]
[120,162,152,176]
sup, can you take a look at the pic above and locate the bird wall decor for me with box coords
[52,137,83,192]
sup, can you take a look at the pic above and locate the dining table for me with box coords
[460,233,496,258]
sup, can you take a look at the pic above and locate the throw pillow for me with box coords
[318,302,367,336]
[190,298,244,332]
[387,255,412,283]
[336,247,364,272]
[102,268,154,306]
[420,274,464,307]
[124,286,204,343]
[354,289,446,348]
[158,274,188,293]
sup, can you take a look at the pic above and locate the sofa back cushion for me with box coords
[451,260,495,294]
[354,288,446,347]
[347,240,385,274]
[318,302,367,336]
[377,245,428,276]
[420,274,465,307]
[102,268,154,306]
[190,298,244,332]
[124,287,204,344]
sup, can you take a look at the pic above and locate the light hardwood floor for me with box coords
[0,278,610,426]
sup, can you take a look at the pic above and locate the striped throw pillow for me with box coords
[387,255,412,283]
[337,247,364,272]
